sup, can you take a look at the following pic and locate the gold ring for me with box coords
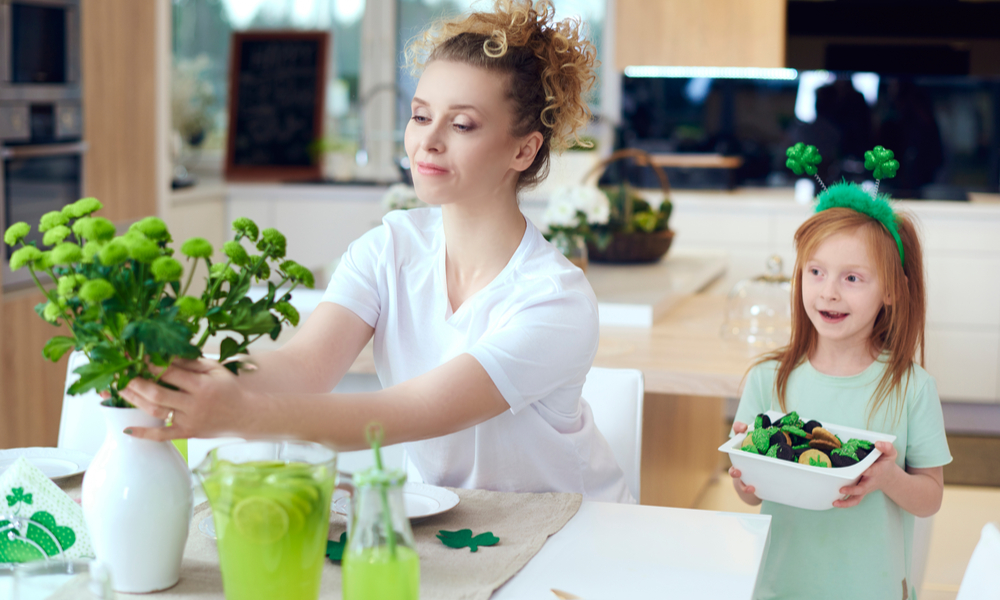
[165,410,175,427]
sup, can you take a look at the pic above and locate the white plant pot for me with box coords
[82,404,193,593]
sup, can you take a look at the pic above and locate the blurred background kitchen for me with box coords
[1,2,998,598]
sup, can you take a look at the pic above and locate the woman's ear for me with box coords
[510,131,544,172]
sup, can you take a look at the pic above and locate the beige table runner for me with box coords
[55,480,581,600]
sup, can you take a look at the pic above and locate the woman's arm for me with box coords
[120,351,510,450]
[225,302,374,395]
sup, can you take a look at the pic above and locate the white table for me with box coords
[494,501,771,600]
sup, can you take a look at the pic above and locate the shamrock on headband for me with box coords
[786,143,827,191]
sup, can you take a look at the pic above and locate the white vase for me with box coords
[82,405,193,593]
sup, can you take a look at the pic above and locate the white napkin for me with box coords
[0,457,93,562]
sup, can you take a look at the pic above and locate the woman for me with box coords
[124,0,632,503]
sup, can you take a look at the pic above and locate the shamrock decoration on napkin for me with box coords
[0,458,93,563]
[437,529,500,552]
[864,146,899,180]
[326,532,347,562]
[785,143,823,176]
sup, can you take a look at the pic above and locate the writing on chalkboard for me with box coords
[225,32,328,181]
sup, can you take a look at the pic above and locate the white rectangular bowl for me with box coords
[718,410,897,511]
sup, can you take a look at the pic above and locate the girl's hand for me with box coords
[118,358,261,441]
[729,421,761,505]
[833,441,902,508]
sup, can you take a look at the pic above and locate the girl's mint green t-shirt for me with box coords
[733,358,952,600]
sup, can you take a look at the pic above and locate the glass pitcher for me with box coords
[342,468,419,600]
[194,441,337,600]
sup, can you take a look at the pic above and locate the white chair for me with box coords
[955,522,1000,600]
[581,366,645,502]
[57,350,107,455]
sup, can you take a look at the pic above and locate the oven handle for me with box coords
[1,142,89,159]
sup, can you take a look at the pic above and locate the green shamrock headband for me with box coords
[786,143,904,265]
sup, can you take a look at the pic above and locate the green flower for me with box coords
[209,262,238,284]
[785,143,823,177]
[175,296,206,318]
[74,216,116,242]
[280,260,315,289]
[81,240,105,262]
[79,279,115,304]
[255,261,270,281]
[42,301,63,323]
[151,256,183,282]
[39,210,69,232]
[130,217,170,241]
[181,237,213,259]
[274,301,300,326]
[98,240,129,266]
[257,228,286,259]
[57,275,80,297]
[50,243,83,265]
[35,251,54,270]
[42,225,72,246]
[127,238,161,263]
[4,222,30,246]
[222,241,250,266]
[864,146,899,180]
[62,197,103,219]
[232,217,259,242]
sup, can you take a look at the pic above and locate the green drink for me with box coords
[343,545,420,600]
[196,443,336,600]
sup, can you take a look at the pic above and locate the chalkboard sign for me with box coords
[225,32,328,181]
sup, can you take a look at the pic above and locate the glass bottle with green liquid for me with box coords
[342,425,420,600]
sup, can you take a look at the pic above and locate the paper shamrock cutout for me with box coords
[786,143,823,176]
[437,529,499,552]
[6,487,33,508]
[864,146,899,179]
[0,511,77,562]
[326,532,347,562]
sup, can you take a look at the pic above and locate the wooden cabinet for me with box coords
[1,0,166,449]
[615,0,787,70]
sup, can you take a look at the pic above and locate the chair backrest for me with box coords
[956,522,1000,600]
[581,366,644,501]
[57,351,107,455]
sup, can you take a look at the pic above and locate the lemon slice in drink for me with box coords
[233,497,289,544]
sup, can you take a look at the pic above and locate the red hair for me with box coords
[754,207,926,427]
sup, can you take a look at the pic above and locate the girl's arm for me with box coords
[833,442,945,517]
[120,342,510,450]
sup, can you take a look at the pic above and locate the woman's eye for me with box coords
[411,115,429,124]
[453,122,473,132]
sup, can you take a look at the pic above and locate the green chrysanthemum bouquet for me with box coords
[4,198,314,407]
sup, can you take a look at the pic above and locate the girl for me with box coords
[729,183,952,599]
[122,0,633,503]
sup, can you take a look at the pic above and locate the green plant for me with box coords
[590,182,672,247]
[4,198,314,407]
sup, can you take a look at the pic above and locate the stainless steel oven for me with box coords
[1,142,85,288]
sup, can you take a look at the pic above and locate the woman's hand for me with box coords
[729,421,762,506]
[833,441,902,508]
[119,358,261,441]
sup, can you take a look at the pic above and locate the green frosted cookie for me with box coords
[776,411,802,428]
[766,444,780,458]
[831,446,859,460]
[742,445,760,454]
[751,426,777,453]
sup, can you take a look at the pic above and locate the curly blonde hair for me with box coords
[405,0,598,192]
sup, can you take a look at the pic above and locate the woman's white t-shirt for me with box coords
[322,207,632,503]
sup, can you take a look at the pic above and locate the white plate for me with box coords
[0,447,94,481]
[199,482,460,540]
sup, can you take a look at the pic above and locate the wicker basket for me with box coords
[583,148,674,264]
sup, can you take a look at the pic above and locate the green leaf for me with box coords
[436,529,500,552]
[219,337,241,362]
[231,310,279,336]
[68,358,133,395]
[326,532,347,562]
[42,336,76,362]
[122,318,200,359]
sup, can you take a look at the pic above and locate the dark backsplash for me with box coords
[618,73,1000,199]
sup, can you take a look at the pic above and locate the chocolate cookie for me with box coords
[770,430,792,448]
[831,453,859,468]
[798,448,832,468]
[802,420,822,434]
[809,427,842,449]
[782,425,810,445]
[773,444,795,462]
[754,413,772,430]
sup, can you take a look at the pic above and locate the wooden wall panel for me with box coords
[81,0,159,222]
[0,290,70,449]
[616,0,786,70]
